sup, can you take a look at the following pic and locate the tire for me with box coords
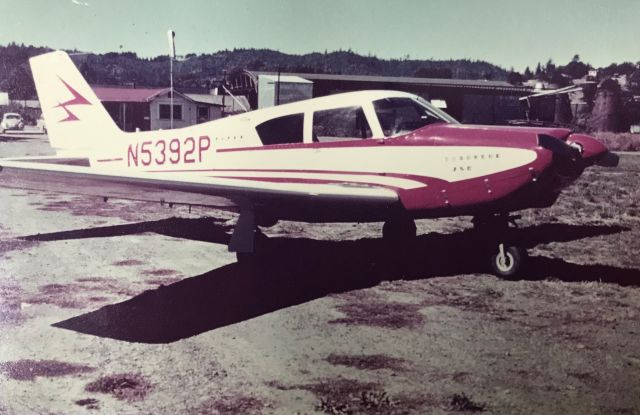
[235,230,268,267]
[490,245,525,278]
[382,217,417,244]
[236,251,258,266]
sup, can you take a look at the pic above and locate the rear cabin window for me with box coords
[255,113,304,145]
[312,106,372,142]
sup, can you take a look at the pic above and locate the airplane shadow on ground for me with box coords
[23,218,639,343]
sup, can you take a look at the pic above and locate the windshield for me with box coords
[373,97,459,137]
[5,115,20,120]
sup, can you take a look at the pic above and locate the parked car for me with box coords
[0,113,25,133]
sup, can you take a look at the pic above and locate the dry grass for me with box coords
[26,278,140,310]
[446,393,486,412]
[75,398,100,410]
[0,280,25,326]
[112,259,144,266]
[196,394,268,415]
[325,353,406,371]
[0,359,94,381]
[85,373,152,402]
[0,238,38,258]
[594,133,640,152]
[266,377,435,414]
[330,290,424,329]
[36,195,162,222]
[142,268,177,276]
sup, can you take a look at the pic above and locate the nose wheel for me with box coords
[490,243,525,278]
[474,214,527,278]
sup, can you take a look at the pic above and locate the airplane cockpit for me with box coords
[247,91,458,147]
[373,96,459,137]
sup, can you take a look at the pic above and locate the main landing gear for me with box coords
[473,214,527,278]
[231,208,279,266]
[382,215,417,245]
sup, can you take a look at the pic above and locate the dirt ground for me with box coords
[0,134,639,414]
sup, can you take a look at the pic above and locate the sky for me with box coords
[0,0,638,71]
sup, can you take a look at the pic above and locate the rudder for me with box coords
[30,51,123,155]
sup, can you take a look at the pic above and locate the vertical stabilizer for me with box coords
[29,51,123,155]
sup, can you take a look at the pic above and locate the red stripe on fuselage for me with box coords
[207,175,403,188]
[144,168,433,185]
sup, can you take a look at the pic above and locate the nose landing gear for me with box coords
[474,214,527,279]
[491,243,526,278]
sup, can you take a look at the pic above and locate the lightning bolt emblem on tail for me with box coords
[54,77,91,122]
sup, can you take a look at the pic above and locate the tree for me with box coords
[563,54,588,79]
[413,67,452,78]
[535,63,543,78]
[507,69,524,85]
[79,61,97,83]
[523,66,533,80]
[628,70,640,94]
[544,59,556,81]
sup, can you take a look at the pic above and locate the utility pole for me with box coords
[276,67,281,106]
[222,70,227,117]
[167,30,176,129]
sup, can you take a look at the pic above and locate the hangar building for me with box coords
[227,70,532,125]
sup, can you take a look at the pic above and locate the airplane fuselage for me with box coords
[90,118,608,223]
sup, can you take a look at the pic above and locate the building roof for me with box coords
[184,94,227,106]
[251,71,531,93]
[258,74,313,84]
[92,86,169,102]
[519,84,584,100]
[185,93,250,113]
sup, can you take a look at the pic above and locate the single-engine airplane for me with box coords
[0,51,619,276]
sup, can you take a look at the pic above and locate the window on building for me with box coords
[159,104,183,120]
[312,106,372,142]
[255,113,304,145]
[198,106,209,122]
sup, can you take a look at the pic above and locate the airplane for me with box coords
[0,50,619,277]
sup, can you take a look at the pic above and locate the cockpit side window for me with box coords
[255,113,304,145]
[312,106,372,142]
[373,97,457,137]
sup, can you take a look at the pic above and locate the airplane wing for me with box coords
[0,156,399,214]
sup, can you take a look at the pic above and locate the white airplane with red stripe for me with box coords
[0,51,618,276]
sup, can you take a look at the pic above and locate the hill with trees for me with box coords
[1,43,638,132]
[0,43,509,99]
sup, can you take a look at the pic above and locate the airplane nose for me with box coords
[567,133,619,167]
[538,133,619,185]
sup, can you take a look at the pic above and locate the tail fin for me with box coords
[30,51,123,155]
